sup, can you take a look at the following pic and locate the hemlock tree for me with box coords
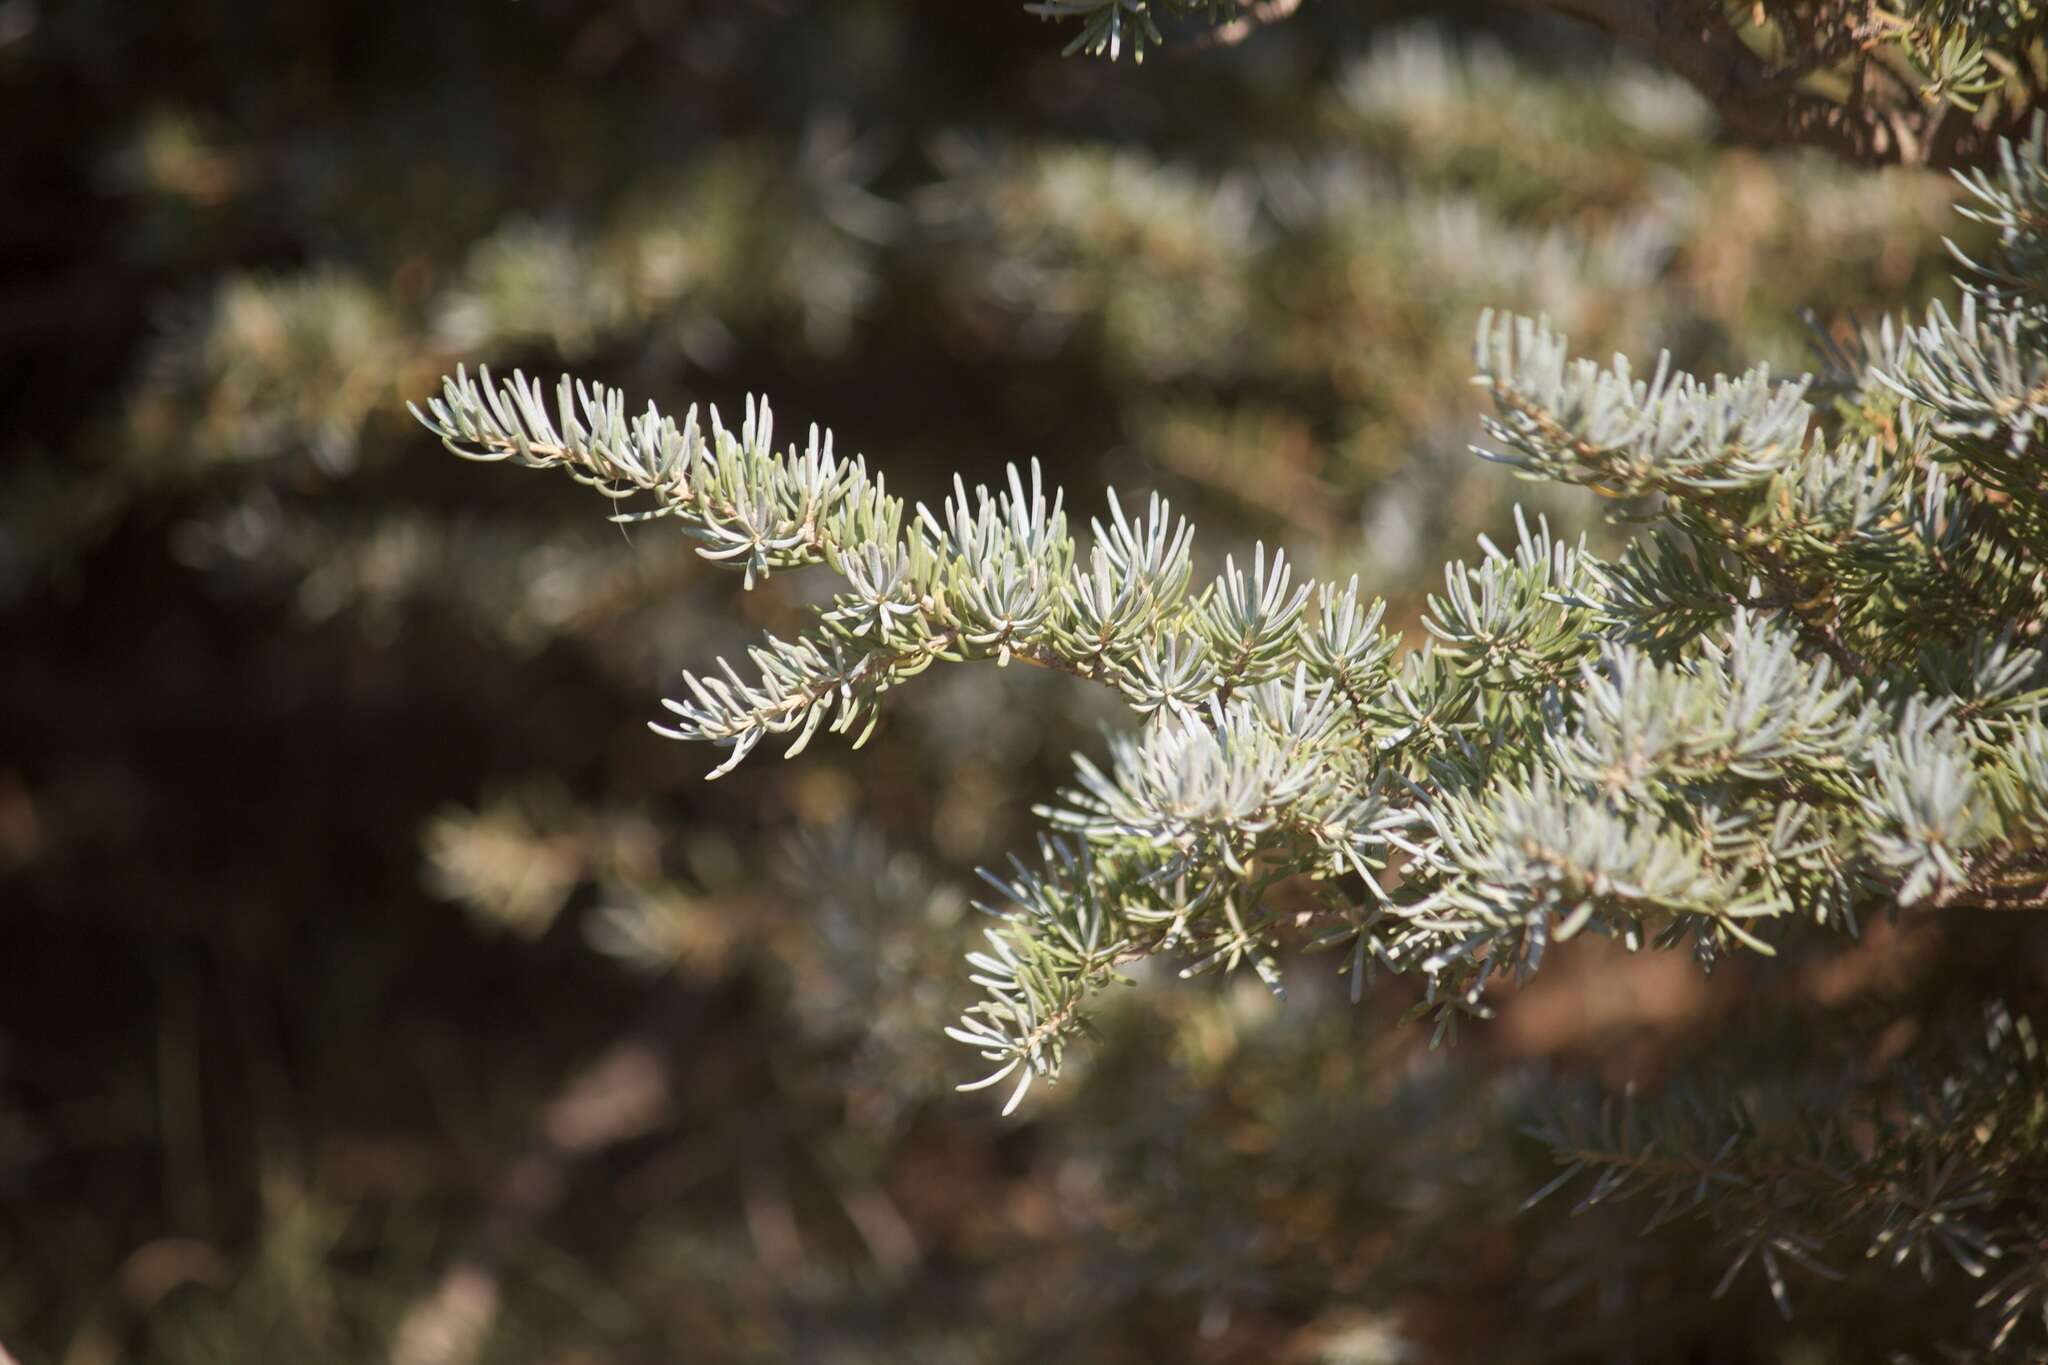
[414,5,2048,1346]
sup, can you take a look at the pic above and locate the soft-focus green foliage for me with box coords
[1041,1,2048,164]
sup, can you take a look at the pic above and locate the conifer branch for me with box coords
[420,116,2048,1200]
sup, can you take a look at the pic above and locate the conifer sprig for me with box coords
[418,116,2048,1137]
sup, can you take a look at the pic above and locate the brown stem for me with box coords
[1929,849,2048,912]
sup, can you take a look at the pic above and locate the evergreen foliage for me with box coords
[14,0,2048,1360]
[1040,1,2048,165]
[421,99,2048,1364]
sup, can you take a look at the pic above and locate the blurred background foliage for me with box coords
[0,1,2018,1361]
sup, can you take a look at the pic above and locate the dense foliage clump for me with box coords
[424,98,2048,1365]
